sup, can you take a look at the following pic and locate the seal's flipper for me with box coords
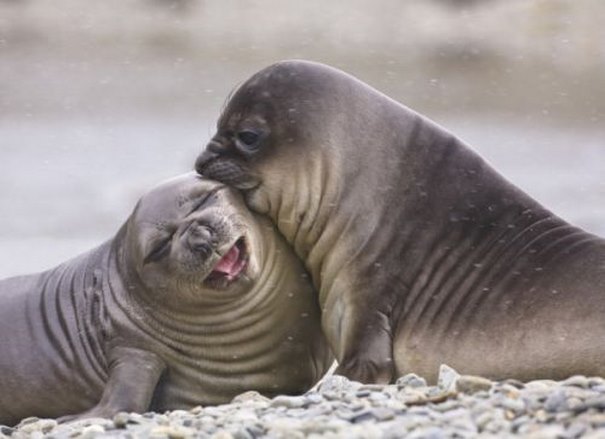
[326,302,394,384]
[59,347,166,422]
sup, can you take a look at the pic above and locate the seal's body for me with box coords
[196,60,605,384]
[0,174,331,426]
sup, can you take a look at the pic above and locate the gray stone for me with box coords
[544,389,568,412]
[567,397,584,411]
[79,425,106,438]
[359,384,386,392]
[113,412,133,429]
[574,396,605,412]
[496,383,522,399]
[232,391,270,405]
[430,399,461,413]
[502,379,525,389]
[16,419,57,435]
[0,427,14,436]
[591,384,605,393]
[475,411,495,430]
[563,375,590,388]
[564,423,588,438]
[437,364,460,392]
[269,395,306,409]
[586,413,605,428]
[396,373,428,389]
[483,419,511,434]
[456,375,493,394]
[523,425,566,439]
[231,428,255,439]
[406,426,447,439]
[396,388,430,405]
[304,392,323,405]
[149,425,197,438]
[525,380,558,391]
[347,409,375,424]
[369,392,389,403]
[317,375,361,395]
[371,407,396,421]
[227,409,258,423]
[510,415,531,432]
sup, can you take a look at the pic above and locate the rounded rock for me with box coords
[396,373,428,390]
[456,375,493,394]
[231,391,270,405]
[269,395,306,409]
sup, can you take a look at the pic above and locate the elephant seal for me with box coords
[0,173,332,426]
[195,60,605,384]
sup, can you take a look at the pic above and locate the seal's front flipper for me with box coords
[59,347,166,422]
[325,302,395,384]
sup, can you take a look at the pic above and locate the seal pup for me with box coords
[0,173,332,426]
[196,60,605,384]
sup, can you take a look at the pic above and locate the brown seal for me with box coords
[196,60,605,384]
[0,173,332,426]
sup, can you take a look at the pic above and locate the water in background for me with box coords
[1,0,603,278]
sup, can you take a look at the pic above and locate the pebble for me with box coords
[563,375,590,388]
[437,364,460,392]
[456,375,493,394]
[396,373,428,389]
[269,395,306,409]
[6,366,605,438]
[231,391,269,405]
[544,388,568,412]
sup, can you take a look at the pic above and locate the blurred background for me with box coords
[0,0,604,277]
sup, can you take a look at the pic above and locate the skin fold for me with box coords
[196,60,605,385]
[0,173,332,426]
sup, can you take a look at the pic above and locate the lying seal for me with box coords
[196,60,605,384]
[0,173,331,426]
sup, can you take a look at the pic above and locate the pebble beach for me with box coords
[5,365,605,438]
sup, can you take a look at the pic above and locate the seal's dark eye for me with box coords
[236,130,260,148]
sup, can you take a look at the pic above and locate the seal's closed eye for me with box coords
[144,235,173,265]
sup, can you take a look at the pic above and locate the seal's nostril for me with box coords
[195,150,219,174]
[187,223,215,256]
[190,241,212,258]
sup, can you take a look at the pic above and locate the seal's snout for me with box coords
[195,149,218,174]
[186,222,215,257]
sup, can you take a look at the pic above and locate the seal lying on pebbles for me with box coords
[195,59,605,384]
[0,173,332,426]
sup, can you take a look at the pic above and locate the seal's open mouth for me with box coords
[204,238,248,286]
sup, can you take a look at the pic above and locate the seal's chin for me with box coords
[203,238,249,288]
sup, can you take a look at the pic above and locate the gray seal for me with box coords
[195,60,605,385]
[0,173,332,426]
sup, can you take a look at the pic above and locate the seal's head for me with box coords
[123,173,262,307]
[194,60,360,215]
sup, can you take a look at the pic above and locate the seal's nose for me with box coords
[195,149,219,174]
[186,222,215,257]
